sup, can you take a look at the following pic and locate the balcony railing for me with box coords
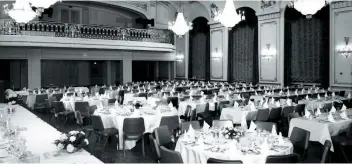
[0,19,174,44]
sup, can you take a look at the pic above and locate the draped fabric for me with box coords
[189,17,210,81]
[228,7,258,84]
[284,6,329,88]
[0,60,28,90]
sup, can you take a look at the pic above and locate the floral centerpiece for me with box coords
[54,131,89,153]
[222,127,243,140]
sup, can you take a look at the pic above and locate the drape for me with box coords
[228,7,258,84]
[284,6,329,88]
[189,17,210,81]
[41,60,79,87]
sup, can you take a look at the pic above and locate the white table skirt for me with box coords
[175,135,293,164]
[95,107,179,150]
[0,104,102,163]
[220,107,257,124]
[289,117,352,152]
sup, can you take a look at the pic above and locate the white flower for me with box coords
[225,134,229,139]
[57,143,64,149]
[60,134,68,141]
[69,131,79,135]
[69,136,76,142]
[11,101,16,104]
[84,139,89,145]
[66,144,74,153]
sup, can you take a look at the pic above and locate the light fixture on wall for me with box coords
[212,48,222,60]
[261,43,276,60]
[213,0,244,28]
[176,51,184,62]
[337,37,352,58]
[168,2,192,37]
[288,0,328,19]
[3,0,61,23]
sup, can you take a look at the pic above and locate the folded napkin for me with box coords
[315,108,322,116]
[263,102,269,108]
[347,93,351,99]
[168,102,173,108]
[248,121,257,132]
[341,104,347,111]
[332,92,336,97]
[275,101,281,107]
[115,100,119,106]
[241,114,248,130]
[203,122,210,133]
[317,94,321,100]
[187,124,196,141]
[213,95,217,102]
[279,90,283,95]
[237,94,241,100]
[270,98,275,104]
[340,111,349,120]
[38,90,41,94]
[295,90,298,95]
[328,112,336,122]
[255,91,258,96]
[178,93,181,98]
[278,132,284,145]
[163,94,167,99]
[306,95,309,100]
[95,92,100,97]
[250,102,256,111]
[271,124,277,135]
[226,94,230,100]
[328,87,331,91]
[234,101,239,107]
[325,93,328,98]
[261,140,270,155]
[301,89,305,94]
[196,137,204,145]
[305,109,311,118]
[330,106,336,114]
[286,99,292,106]
[260,99,264,106]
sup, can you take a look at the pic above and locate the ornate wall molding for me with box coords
[331,1,352,9]
[260,0,277,9]
[208,22,223,29]
[258,12,281,21]
[210,29,224,79]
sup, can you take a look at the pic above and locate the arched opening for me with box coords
[284,5,330,87]
[228,7,258,84]
[188,16,210,81]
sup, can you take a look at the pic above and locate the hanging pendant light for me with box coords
[290,0,328,18]
[3,0,37,23]
[168,2,192,37]
[215,0,243,28]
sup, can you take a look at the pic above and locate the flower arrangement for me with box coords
[223,127,242,140]
[54,131,89,153]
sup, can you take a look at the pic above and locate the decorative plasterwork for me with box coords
[210,3,220,19]
[260,0,276,9]
[208,22,223,29]
[258,12,281,21]
[331,1,352,9]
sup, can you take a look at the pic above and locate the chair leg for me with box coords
[49,115,55,125]
[123,137,125,158]
[142,135,145,157]
[63,117,68,128]
[102,136,109,152]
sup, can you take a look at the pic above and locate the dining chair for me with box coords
[207,158,242,164]
[323,103,333,113]
[294,104,305,116]
[75,111,93,138]
[66,92,74,97]
[108,98,116,105]
[50,101,75,128]
[98,88,105,95]
[118,90,124,105]
[256,108,270,121]
[331,123,352,162]
[167,97,179,109]
[88,105,98,115]
[255,121,277,133]
[52,93,63,101]
[197,102,210,119]
[289,127,310,160]
[160,115,180,138]
[149,134,161,163]
[217,100,231,116]
[190,108,197,121]
[154,126,175,150]
[288,112,300,126]
[75,101,90,124]
[339,91,346,97]
[34,94,48,112]
[91,115,119,152]
[268,107,282,122]
[159,146,183,163]
[265,153,300,163]
[212,120,233,128]
[123,117,145,157]
[180,121,201,133]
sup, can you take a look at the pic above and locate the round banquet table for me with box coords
[60,98,104,111]
[175,131,293,164]
[95,105,179,150]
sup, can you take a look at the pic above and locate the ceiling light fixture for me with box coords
[214,0,244,28]
[288,0,328,19]
[168,2,192,37]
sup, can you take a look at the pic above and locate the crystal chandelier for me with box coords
[214,0,244,28]
[289,0,328,18]
[168,2,192,37]
[29,0,60,9]
[3,0,37,23]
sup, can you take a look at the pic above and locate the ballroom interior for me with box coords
[1,0,352,163]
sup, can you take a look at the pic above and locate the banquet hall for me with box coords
[0,0,352,163]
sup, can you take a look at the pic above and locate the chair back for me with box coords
[190,108,197,121]
[108,98,116,104]
[66,92,74,97]
[288,112,300,125]
[212,120,233,128]
[256,108,270,121]
[123,117,145,134]
[321,140,331,163]
[295,104,305,116]
[289,127,310,156]
[282,106,295,118]
[48,96,57,108]
[75,101,89,117]
[91,115,105,131]
[256,121,276,133]
[181,121,200,133]
[159,146,183,163]
[269,107,282,121]
[98,88,105,95]
[149,134,161,161]
[154,126,172,148]
[207,158,242,164]
[52,101,66,113]
[88,105,97,115]
[265,153,300,163]
[324,103,333,112]
[35,94,48,103]
[346,123,352,137]
[167,97,179,109]
[160,115,180,132]
[52,93,63,101]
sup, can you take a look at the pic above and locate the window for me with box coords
[60,6,82,24]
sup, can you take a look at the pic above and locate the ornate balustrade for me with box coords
[0,19,174,44]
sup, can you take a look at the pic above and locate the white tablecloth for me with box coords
[220,107,257,124]
[0,104,102,163]
[95,106,179,150]
[61,98,104,111]
[15,91,29,96]
[289,117,352,151]
[73,87,89,93]
[175,133,293,164]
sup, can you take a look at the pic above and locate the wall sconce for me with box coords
[176,51,184,62]
[212,48,222,60]
[337,37,352,58]
[261,43,276,60]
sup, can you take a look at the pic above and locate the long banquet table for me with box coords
[0,104,102,163]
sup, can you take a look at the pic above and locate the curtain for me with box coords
[228,7,258,84]
[189,17,210,81]
[284,6,329,87]
[9,60,27,89]
[41,60,79,87]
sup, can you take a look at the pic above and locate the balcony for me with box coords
[0,19,175,51]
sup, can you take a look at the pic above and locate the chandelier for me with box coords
[214,0,244,28]
[289,0,328,18]
[168,2,192,37]
[29,0,60,9]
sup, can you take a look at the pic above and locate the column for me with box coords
[209,22,228,81]
[27,49,41,89]
[122,52,133,84]
[106,60,111,85]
